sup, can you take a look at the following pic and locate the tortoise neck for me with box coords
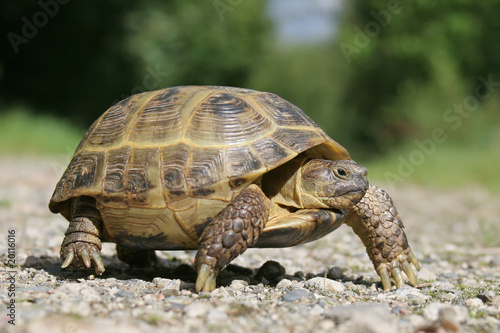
[262,156,329,209]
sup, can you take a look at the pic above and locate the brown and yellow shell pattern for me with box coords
[49,86,350,249]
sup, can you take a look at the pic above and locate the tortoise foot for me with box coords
[61,241,105,275]
[195,264,217,292]
[377,249,420,290]
[194,184,270,292]
[60,197,104,275]
[346,185,421,290]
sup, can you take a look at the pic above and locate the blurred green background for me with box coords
[1,0,499,190]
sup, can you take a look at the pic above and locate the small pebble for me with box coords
[276,279,293,290]
[431,281,455,290]
[33,273,48,285]
[465,298,484,308]
[161,289,180,297]
[305,277,345,292]
[423,303,468,324]
[116,289,135,299]
[255,260,286,283]
[282,288,309,302]
[439,272,459,279]
[184,302,211,318]
[416,267,436,282]
[477,291,496,304]
[438,307,461,332]
[326,266,344,280]
[154,278,181,291]
[489,258,500,267]
[229,279,248,290]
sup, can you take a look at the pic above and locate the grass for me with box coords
[478,218,500,247]
[364,139,500,192]
[0,198,11,208]
[0,108,84,155]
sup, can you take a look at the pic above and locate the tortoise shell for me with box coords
[49,86,350,248]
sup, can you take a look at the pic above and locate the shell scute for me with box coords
[185,148,226,189]
[256,93,317,127]
[128,88,183,146]
[185,92,273,146]
[271,128,328,153]
[251,137,294,169]
[226,146,264,179]
[161,143,189,190]
[49,150,106,212]
[102,146,131,199]
[87,97,133,148]
[124,147,162,203]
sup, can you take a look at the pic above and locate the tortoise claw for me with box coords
[92,251,105,275]
[80,249,91,268]
[379,268,391,290]
[196,264,217,292]
[60,242,105,275]
[61,250,74,269]
[402,261,418,286]
[377,250,421,290]
[409,250,421,271]
[391,267,404,288]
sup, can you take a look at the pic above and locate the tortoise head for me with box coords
[300,159,368,209]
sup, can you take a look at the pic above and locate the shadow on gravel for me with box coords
[23,254,380,290]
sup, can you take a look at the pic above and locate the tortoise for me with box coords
[49,85,420,292]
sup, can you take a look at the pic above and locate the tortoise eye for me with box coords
[334,167,348,179]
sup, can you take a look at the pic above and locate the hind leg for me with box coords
[60,196,105,275]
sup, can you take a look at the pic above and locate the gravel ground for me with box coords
[1,156,499,333]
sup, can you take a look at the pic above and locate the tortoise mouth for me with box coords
[318,188,365,200]
[326,207,346,219]
[319,187,366,210]
[341,188,365,196]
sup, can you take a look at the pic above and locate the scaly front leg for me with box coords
[345,186,420,290]
[195,184,270,292]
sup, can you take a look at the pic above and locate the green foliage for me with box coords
[248,45,350,140]
[0,1,139,125]
[0,108,82,155]
[365,139,500,191]
[124,0,271,88]
[334,0,500,158]
[0,0,270,126]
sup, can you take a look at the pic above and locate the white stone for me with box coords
[423,303,468,324]
[417,267,436,282]
[305,277,345,293]
[431,281,455,291]
[53,282,101,302]
[184,302,211,318]
[153,278,181,290]
[328,304,397,333]
[276,278,293,290]
[229,279,248,290]
[464,298,484,308]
